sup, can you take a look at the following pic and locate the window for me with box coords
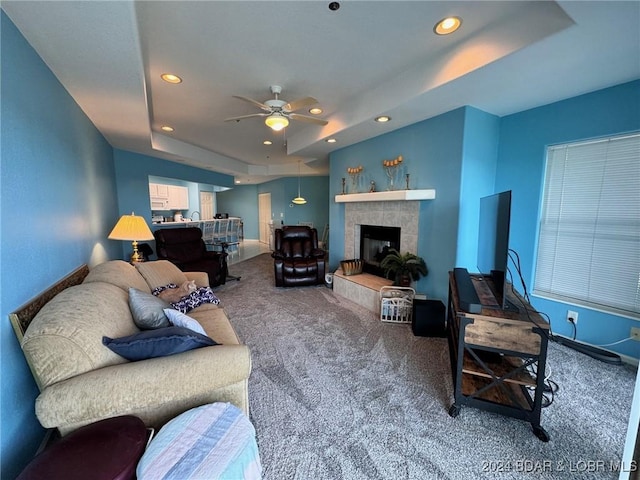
[534,133,640,318]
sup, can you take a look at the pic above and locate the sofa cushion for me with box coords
[135,261,188,291]
[129,288,171,329]
[190,305,242,345]
[163,309,207,336]
[83,260,150,293]
[22,282,137,388]
[102,326,217,361]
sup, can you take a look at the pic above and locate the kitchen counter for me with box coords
[153,220,201,226]
[152,217,241,227]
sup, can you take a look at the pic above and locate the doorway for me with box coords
[200,191,214,220]
[258,193,271,247]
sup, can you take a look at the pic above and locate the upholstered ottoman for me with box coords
[17,415,148,480]
[137,403,261,480]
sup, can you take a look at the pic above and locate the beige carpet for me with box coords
[215,253,637,480]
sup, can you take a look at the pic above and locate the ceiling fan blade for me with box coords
[283,97,318,112]
[232,95,271,111]
[289,113,328,126]
[224,113,268,122]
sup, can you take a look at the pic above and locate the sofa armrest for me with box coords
[35,344,251,429]
[184,271,209,288]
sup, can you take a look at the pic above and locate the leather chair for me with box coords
[154,227,227,287]
[272,225,326,287]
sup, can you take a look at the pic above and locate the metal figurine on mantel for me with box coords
[347,166,363,193]
[341,177,346,195]
[382,155,403,190]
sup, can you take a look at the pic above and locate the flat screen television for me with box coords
[477,190,518,312]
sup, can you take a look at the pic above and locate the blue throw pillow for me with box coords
[102,327,217,361]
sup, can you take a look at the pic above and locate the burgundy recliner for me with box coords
[272,225,326,287]
[154,227,227,287]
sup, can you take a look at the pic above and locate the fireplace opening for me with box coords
[359,225,401,277]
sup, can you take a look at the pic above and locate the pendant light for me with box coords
[292,161,307,205]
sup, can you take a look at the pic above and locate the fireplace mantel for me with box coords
[335,189,436,203]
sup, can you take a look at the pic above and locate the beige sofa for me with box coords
[19,260,251,435]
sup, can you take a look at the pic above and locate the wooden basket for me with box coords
[340,259,363,276]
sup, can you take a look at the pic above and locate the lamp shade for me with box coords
[108,213,154,241]
[265,113,289,131]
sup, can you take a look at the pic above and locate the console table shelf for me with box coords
[447,271,551,441]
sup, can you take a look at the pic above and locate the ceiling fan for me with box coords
[225,85,328,131]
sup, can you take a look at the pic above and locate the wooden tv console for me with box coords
[447,271,551,441]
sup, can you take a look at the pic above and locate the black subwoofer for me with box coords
[412,299,447,337]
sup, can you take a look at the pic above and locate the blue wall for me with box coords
[217,184,260,239]
[218,176,330,240]
[113,150,235,258]
[496,80,640,359]
[330,107,499,302]
[1,12,121,478]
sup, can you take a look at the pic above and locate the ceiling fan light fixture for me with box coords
[265,113,289,131]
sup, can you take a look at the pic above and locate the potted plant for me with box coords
[380,249,428,286]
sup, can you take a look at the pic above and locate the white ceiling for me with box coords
[3,1,639,184]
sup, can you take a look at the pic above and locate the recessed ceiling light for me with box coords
[161,73,182,84]
[326,138,337,143]
[235,180,241,184]
[309,107,323,115]
[263,140,273,145]
[161,125,174,132]
[434,16,462,35]
[375,116,391,123]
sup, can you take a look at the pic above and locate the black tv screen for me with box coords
[477,190,517,312]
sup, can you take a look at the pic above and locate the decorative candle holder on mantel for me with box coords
[382,155,403,190]
[347,166,363,193]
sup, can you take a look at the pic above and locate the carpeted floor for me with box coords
[215,254,637,480]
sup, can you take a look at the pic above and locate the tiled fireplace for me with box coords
[334,200,420,312]
[343,201,419,259]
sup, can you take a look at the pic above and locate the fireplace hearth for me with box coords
[359,225,400,277]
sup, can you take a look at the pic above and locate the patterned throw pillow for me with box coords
[153,285,220,314]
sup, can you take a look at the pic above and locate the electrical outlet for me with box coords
[566,310,579,324]
[631,327,640,341]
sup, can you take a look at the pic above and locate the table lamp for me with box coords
[108,212,154,263]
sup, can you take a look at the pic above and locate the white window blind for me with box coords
[534,132,640,317]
